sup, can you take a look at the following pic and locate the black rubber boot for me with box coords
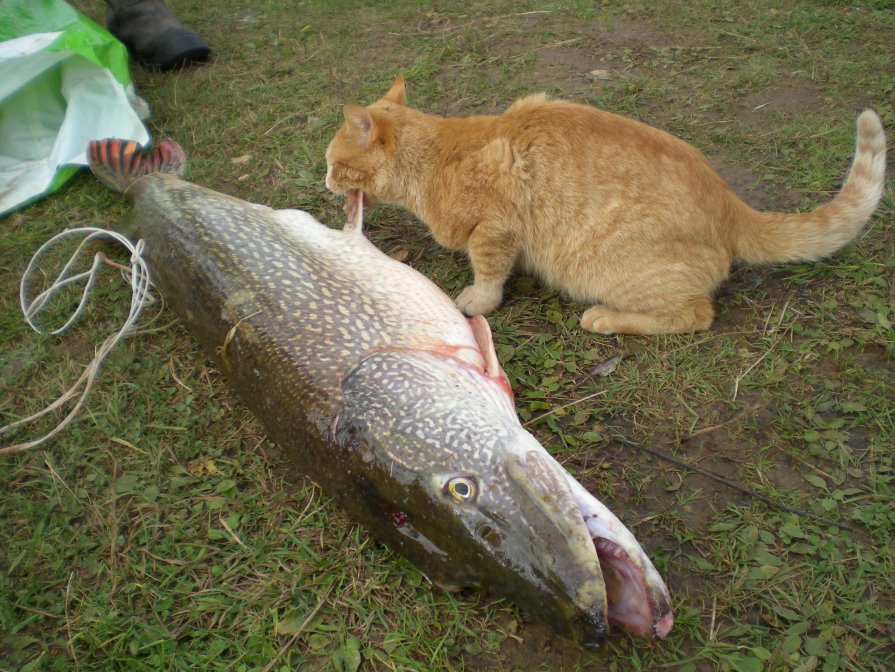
[106,0,210,71]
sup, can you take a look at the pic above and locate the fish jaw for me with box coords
[336,348,614,648]
[498,440,610,647]
[564,472,675,638]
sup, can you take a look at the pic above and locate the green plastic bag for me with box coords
[0,0,150,216]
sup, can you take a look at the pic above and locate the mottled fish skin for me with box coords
[90,143,673,648]
[126,177,483,406]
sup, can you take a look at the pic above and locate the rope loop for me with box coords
[1,228,157,455]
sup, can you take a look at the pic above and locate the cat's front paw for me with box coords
[581,306,620,334]
[456,284,502,316]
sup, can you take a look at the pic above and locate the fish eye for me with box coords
[445,476,476,503]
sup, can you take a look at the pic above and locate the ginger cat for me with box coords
[325,75,887,335]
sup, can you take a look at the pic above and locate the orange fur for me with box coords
[325,75,887,335]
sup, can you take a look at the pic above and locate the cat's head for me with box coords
[325,75,407,206]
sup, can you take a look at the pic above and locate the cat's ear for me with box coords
[343,104,378,147]
[383,74,406,105]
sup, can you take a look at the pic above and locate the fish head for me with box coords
[335,349,673,647]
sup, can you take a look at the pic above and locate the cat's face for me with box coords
[325,76,407,205]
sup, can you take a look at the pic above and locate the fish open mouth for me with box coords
[565,474,675,639]
[592,535,674,638]
[508,446,674,641]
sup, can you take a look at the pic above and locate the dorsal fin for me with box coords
[343,189,364,233]
[468,315,514,401]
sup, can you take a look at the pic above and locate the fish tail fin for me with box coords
[87,139,186,194]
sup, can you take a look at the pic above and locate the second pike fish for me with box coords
[87,138,674,647]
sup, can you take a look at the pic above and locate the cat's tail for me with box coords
[732,110,886,264]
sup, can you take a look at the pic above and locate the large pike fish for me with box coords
[86,139,673,647]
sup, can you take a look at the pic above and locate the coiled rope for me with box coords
[0,228,158,455]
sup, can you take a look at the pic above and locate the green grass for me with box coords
[2,0,894,670]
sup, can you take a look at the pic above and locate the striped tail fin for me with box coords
[87,139,186,194]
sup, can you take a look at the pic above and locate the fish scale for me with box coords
[342,351,511,473]
[86,139,674,649]
[132,177,479,408]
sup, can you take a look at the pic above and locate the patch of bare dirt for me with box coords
[853,341,893,372]
[706,151,803,213]
[465,621,596,671]
[743,83,823,120]
[526,46,623,91]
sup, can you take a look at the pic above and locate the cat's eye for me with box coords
[445,476,477,503]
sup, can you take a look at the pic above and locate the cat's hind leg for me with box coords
[579,240,728,335]
[581,294,715,335]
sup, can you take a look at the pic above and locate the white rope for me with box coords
[0,228,157,455]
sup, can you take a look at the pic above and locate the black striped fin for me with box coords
[87,139,186,193]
